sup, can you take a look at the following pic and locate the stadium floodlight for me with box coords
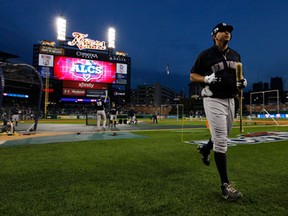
[107,27,116,49]
[56,16,66,41]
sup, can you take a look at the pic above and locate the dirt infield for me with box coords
[1,119,287,143]
[0,122,186,143]
[0,131,74,141]
[0,123,93,142]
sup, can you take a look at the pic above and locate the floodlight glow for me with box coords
[108,27,116,48]
[57,17,66,41]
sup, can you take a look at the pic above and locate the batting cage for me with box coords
[0,62,43,132]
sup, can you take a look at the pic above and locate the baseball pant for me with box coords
[203,97,234,153]
[12,114,19,122]
[97,110,106,130]
[110,114,117,121]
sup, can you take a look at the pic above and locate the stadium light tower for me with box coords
[56,16,67,42]
[107,27,116,54]
[43,16,66,118]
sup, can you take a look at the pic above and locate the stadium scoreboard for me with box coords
[33,33,131,104]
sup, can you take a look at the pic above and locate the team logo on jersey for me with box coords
[211,61,237,73]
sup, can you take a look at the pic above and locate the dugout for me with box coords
[0,62,43,131]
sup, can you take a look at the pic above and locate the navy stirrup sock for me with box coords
[214,151,229,185]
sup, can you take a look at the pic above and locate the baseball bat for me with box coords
[236,62,244,132]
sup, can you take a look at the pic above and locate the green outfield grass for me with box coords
[0,121,287,215]
[23,116,288,126]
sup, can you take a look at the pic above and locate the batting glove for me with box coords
[237,78,247,89]
[204,73,218,84]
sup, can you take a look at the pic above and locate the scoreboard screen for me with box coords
[54,56,117,84]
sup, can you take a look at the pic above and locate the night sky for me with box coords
[1,0,288,94]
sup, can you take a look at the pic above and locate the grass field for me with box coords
[0,119,287,215]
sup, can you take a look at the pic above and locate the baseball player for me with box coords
[95,92,108,132]
[11,104,20,126]
[109,102,118,128]
[190,22,247,201]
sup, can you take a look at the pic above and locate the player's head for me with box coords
[211,22,233,44]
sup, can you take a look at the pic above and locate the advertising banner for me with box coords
[39,45,64,55]
[86,89,107,97]
[63,80,108,90]
[62,88,86,96]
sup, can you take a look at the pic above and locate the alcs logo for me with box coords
[70,60,103,82]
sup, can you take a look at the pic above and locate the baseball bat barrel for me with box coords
[236,62,243,81]
[236,62,244,132]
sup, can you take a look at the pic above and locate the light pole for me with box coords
[107,27,115,54]
[42,16,67,119]
[56,16,67,42]
[44,67,49,119]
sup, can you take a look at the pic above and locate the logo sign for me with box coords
[67,32,106,50]
[63,88,86,96]
[54,56,116,83]
[39,40,55,47]
[185,132,288,146]
[63,81,108,90]
[76,51,98,59]
[114,91,126,96]
[39,45,64,55]
[115,51,127,57]
[71,61,103,81]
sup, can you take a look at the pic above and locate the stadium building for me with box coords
[130,83,177,106]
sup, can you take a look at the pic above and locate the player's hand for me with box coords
[204,73,219,84]
[237,78,247,89]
